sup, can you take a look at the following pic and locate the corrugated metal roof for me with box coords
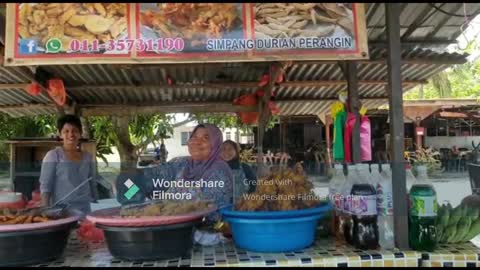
[0,47,469,117]
[2,107,56,118]
[365,3,480,46]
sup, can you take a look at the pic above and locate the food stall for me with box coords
[0,2,480,267]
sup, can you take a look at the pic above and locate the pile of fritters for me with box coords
[18,3,127,51]
[254,3,354,39]
[140,3,240,47]
[235,163,321,211]
[0,208,51,225]
[120,200,211,217]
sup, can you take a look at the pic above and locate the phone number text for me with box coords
[69,38,185,53]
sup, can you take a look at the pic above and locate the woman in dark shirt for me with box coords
[220,140,257,202]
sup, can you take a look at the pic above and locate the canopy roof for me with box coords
[365,3,480,49]
[0,3,477,117]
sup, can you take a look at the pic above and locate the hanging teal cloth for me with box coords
[333,109,347,161]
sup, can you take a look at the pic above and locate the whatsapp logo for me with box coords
[45,38,62,53]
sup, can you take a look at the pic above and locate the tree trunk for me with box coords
[419,84,424,99]
[432,72,452,98]
[112,116,138,171]
[81,117,91,139]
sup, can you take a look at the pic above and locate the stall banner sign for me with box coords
[5,3,369,66]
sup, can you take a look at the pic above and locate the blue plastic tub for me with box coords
[223,214,323,252]
[221,203,331,219]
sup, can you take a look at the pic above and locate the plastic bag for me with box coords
[234,93,259,124]
[46,78,66,106]
[360,116,372,161]
[77,220,104,242]
[26,82,41,96]
[24,190,42,208]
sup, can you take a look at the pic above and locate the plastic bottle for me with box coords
[375,163,395,250]
[380,164,392,184]
[329,164,346,239]
[370,164,382,189]
[341,164,356,244]
[350,163,379,249]
[405,163,416,193]
[409,165,438,252]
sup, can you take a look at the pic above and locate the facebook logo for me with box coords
[19,39,37,54]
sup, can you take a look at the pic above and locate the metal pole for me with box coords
[386,3,409,249]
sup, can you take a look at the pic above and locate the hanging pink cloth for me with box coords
[360,116,372,161]
[344,112,356,163]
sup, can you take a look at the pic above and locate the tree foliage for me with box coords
[404,40,480,100]
[87,114,177,166]
[0,114,56,161]
[88,112,279,168]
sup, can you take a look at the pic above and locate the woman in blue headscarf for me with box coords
[139,124,234,212]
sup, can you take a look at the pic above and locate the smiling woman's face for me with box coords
[187,127,211,161]
[60,123,81,147]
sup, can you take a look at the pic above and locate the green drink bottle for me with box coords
[408,165,438,251]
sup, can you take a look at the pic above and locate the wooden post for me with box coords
[256,63,280,174]
[415,119,423,150]
[279,117,284,152]
[256,104,266,174]
[446,119,449,136]
[9,143,15,191]
[386,3,409,250]
[343,61,361,163]
[325,115,332,167]
[282,118,287,153]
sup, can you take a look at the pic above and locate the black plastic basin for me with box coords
[96,220,201,261]
[0,222,76,267]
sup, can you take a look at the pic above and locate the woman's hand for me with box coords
[41,193,51,207]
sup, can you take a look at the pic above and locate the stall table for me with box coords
[29,233,480,267]
[31,235,426,267]
[420,242,480,267]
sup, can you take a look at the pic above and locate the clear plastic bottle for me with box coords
[329,164,346,239]
[350,164,379,249]
[341,164,356,244]
[370,164,382,188]
[380,164,392,183]
[376,163,395,250]
[405,163,416,193]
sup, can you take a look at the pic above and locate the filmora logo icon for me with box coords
[123,179,140,200]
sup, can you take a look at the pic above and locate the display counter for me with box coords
[30,234,480,267]
[420,242,480,267]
